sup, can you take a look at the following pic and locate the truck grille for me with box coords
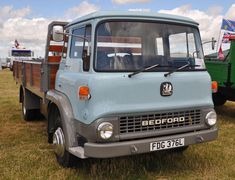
[119,109,201,134]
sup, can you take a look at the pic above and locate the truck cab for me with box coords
[9,48,33,70]
[14,11,218,167]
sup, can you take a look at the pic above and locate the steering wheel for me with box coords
[123,52,133,64]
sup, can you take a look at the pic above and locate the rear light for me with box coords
[78,86,91,100]
[211,81,218,93]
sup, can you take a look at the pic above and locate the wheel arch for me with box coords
[46,90,78,148]
[19,85,24,103]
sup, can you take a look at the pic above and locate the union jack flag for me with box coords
[222,32,235,43]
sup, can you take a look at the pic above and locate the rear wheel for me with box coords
[21,94,41,121]
[22,95,35,121]
[53,109,77,167]
[212,92,227,106]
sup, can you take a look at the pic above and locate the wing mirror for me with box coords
[52,25,64,42]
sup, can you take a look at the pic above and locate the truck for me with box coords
[13,11,218,167]
[0,57,10,69]
[205,36,235,105]
[9,42,34,70]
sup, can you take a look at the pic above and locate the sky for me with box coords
[0,0,235,57]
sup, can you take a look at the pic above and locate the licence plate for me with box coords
[150,138,185,151]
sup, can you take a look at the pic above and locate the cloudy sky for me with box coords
[0,0,234,57]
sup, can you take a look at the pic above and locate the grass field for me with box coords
[0,69,234,180]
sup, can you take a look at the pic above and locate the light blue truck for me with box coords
[13,11,218,167]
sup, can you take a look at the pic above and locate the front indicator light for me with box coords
[211,81,218,93]
[78,86,91,100]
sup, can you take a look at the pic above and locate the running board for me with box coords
[69,147,87,159]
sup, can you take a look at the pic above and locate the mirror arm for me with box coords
[56,32,91,55]
[202,40,217,45]
[56,32,89,42]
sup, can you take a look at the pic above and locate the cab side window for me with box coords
[70,27,85,58]
[70,25,92,71]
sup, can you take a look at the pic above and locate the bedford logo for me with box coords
[161,82,173,96]
[142,117,185,126]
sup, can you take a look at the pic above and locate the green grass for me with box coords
[0,69,234,179]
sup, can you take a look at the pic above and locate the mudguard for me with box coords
[46,90,78,148]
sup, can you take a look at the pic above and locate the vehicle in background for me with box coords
[13,12,218,167]
[8,40,34,70]
[205,35,235,106]
[0,57,10,69]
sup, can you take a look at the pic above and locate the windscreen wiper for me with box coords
[164,62,193,77]
[128,64,159,78]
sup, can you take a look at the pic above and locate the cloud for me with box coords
[0,6,31,27]
[225,4,235,20]
[0,18,50,57]
[207,5,223,16]
[113,0,151,5]
[0,1,99,57]
[65,1,99,20]
[159,4,225,54]
[0,6,50,57]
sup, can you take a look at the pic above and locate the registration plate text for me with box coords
[150,138,185,151]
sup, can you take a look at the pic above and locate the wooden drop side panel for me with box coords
[32,64,41,89]
[13,61,23,83]
[25,63,31,86]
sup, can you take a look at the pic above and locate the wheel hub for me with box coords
[53,127,65,157]
[23,105,26,116]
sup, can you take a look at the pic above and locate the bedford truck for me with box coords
[205,35,235,105]
[13,11,218,167]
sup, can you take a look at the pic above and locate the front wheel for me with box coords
[212,92,227,106]
[53,110,77,167]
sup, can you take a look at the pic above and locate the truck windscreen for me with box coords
[95,21,204,72]
[12,50,31,57]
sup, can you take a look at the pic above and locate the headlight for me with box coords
[98,122,113,140]
[205,111,217,126]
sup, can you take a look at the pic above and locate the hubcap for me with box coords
[53,127,65,157]
[23,104,26,116]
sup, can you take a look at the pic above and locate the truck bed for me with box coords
[205,59,230,87]
[205,40,235,89]
[13,58,60,98]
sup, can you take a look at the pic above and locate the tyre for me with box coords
[53,109,77,167]
[22,95,34,121]
[212,92,227,106]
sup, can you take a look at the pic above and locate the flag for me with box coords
[15,40,20,48]
[222,32,235,43]
[218,45,224,60]
[221,19,235,32]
